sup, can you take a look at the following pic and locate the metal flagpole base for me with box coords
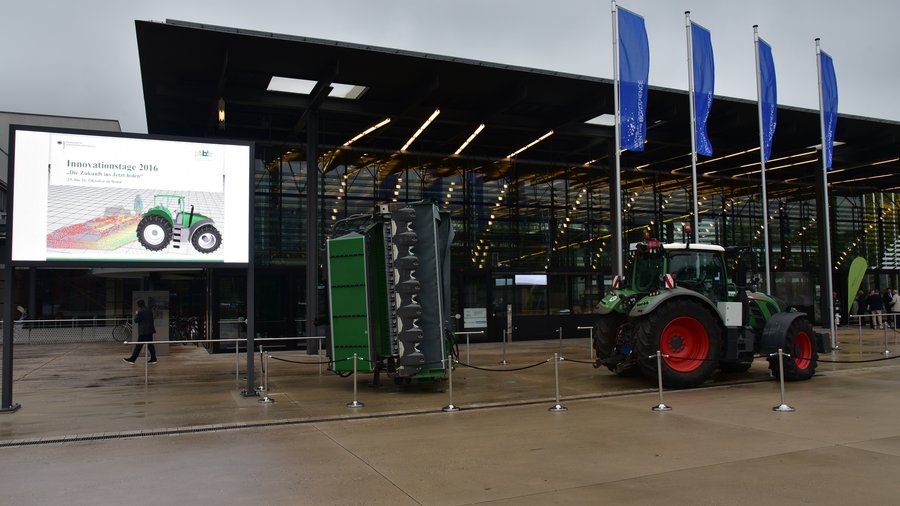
[241,390,260,397]
[346,400,365,408]
[772,403,795,412]
[652,403,672,412]
[549,404,568,412]
[442,404,459,412]
[0,403,21,413]
[258,395,275,404]
[498,359,509,365]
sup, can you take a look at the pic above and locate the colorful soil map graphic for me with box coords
[47,207,140,251]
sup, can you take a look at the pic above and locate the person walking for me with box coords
[124,299,157,364]
[890,288,900,329]
[866,289,885,329]
[882,289,894,328]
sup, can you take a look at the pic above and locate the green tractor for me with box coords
[136,194,221,254]
[594,239,830,389]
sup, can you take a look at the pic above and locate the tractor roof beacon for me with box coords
[593,239,831,389]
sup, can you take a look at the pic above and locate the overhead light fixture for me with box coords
[732,158,818,178]
[871,157,900,166]
[805,140,846,150]
[217,97,225,125]
[343,118,391,147]
[401,109,441,152]
[454,123,485,155]
[507,130,554,159]
[584,114,616,126]
[267,76,367,99]
[832,172,894,185]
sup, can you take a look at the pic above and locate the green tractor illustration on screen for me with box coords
[136,194,221,254]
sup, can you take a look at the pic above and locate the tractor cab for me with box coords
[619,240,730,305]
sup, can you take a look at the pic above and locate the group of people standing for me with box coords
[850,288,900,328]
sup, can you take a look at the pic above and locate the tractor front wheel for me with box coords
[136,215,173,251]
[767,317,817,381]
[634,298,721,389]
[191,224,222,254]
[593,314,624,371]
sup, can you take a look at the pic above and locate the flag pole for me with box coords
[685,11,700,241]
[753,25,773,292]
[612,0,624,277]
[816,37,838,345]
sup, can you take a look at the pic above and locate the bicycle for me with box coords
[112,321,133,342]
[170,317,201,345]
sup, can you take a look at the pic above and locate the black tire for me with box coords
[633,298,722,389]
[593,314,625,369]
[592,314,641,376]
[137,214,173,251]
[767,317,818,381]
[112,324,130,342]
[191,224,222,254]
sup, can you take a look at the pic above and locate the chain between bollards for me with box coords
[650,350,672,411]
[770,348,795,412]
[549,353,567,412]
[346,353,364,408]
[442,355,459,412]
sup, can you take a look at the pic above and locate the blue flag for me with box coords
[758,37,777,162]
[617,7,649,152]
[820,50,838,169]
[691,22,714,156]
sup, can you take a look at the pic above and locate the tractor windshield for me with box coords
[667,250,727,302]
[630,251,664,292]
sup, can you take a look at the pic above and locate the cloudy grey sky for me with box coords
[2,0,898,133]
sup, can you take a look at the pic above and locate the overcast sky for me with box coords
[2,0,898,133]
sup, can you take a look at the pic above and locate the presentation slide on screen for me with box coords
[11,129,251,264]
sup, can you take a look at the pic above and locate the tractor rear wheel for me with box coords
[767,317,817,381]
[192,224,222,253]
[634,298,721,389]
[137,214,172,251]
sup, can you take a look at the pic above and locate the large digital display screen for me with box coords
[10,128,252,265]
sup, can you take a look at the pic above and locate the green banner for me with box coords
[847,256,868,313]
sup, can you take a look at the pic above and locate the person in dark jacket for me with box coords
[866,289,885,329]
[851,290,864,317]
[124,299,157,364]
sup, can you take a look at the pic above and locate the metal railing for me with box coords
[122,336,327,388]
[3,317,131,345]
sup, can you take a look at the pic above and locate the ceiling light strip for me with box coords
[731,158,817,178]
[401,109,441,152]
[343,118,391,147]
[507,130,554,159]
[832,172,895,185]
[454,123,485,155]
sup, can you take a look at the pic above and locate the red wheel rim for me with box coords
[793,331,813,370]
[659,316,708,372]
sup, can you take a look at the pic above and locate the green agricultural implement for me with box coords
[326,201,453,384]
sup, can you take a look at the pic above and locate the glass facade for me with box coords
[7,143,898,342]
[247,143,900,339]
